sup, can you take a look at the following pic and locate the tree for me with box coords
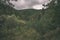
[0,0,60,40]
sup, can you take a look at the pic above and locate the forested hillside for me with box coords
[0,0,60,40]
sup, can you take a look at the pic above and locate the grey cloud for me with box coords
[9,0,52,10]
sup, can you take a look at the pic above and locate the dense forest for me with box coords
[0,0,60,40]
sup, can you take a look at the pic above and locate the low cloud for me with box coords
[9,0,52,10]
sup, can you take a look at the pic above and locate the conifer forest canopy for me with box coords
[0,0,60,40]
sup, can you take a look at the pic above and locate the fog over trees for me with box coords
[1,0,52,10]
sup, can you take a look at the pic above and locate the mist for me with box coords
[9,0,52,10]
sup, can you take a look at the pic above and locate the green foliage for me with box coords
[0,0,60,40]
[0,15,40,40]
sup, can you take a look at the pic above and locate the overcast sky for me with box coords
[9,0,52,10]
